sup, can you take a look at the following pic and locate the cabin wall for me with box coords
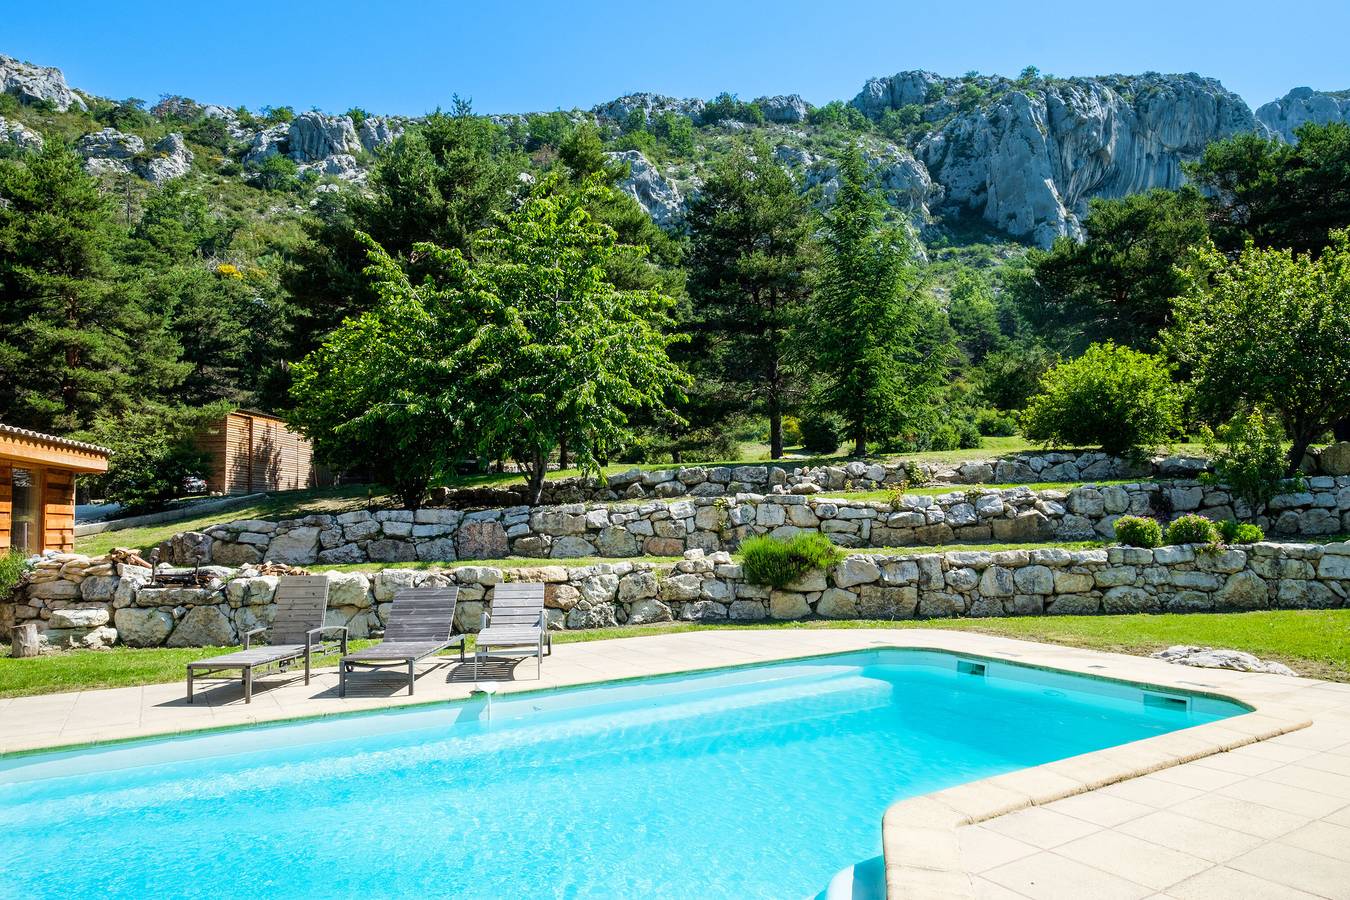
[199,412,325,495]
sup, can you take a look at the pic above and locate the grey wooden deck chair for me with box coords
[474,582,550,679]
[338,586,463,697]
[187,575,344,704]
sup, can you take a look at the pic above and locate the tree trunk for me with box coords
[527,448,548,506]
[852,426,866,458]
[1287,435,1314,478]
[12,624,41,659]
[1334,418,1350,443]
[769,404,783,459]
[398,479,426,510]
[558,437,570,471]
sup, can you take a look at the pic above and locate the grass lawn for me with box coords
[5,609,1348,699]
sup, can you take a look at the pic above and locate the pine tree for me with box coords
[0,144,184,432]
[685,139,813,458]
[802,145,950,456]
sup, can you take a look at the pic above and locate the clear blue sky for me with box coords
[9,1,1349,116]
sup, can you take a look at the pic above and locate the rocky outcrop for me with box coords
[0,115,42,151]
[75,128,144,175]
[0,54,84,111]
[593,93,704,124]
[287,111,362,162]
[755,94,809,123]
[795,143,941,225]
[201,105,251,140]
[910,73,1258,247]
[1256,87,1350,143]
[607,150,683,228]
[137,133,193,183]
[75,129,193,182]
[358,115,406,152]
[242,112,368,181]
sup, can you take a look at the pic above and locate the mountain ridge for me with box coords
[2,51,1348,248]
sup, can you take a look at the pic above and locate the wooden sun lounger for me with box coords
[187,575,345,704]
[474,583,550,679]
[338,587,463,697]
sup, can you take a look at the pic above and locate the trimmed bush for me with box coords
[1218,519,1265,544]
[1020,342,1182,457]
[800,415,842,455]
[1114,515,1163,548]
[738,532,845,589]
[1166,514,1220,546]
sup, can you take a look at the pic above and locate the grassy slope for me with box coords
[4,610,1348,698]
[74,436,1196,557]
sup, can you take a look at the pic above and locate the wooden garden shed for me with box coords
[0,424,109,555]
[196,410,327,495]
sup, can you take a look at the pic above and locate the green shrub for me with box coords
[83,409,217,514]
[1203,407,1288,515]
[975,408,1018,437]
[1218,519,1265,544]
[1114,515,1163,548]
[0,550,28,600]
[1166,514,1220,546]
[738,532,845,589]
[1020,342,1182,457]
[800,415,842,455]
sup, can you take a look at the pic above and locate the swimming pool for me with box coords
[0,648,1245,899]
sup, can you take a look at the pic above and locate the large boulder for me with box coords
[358,116,406,152]
[113,607,175,647]
[755,94,809,123]
[267,527,321,565]
[165,605,236,647]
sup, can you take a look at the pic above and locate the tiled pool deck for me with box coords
[3,629,1348,899]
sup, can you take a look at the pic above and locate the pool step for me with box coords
[815,854,886,900]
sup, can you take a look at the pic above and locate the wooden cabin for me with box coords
[195,410,328,495]
[0,425,110,555]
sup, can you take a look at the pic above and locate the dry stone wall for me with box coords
[8,541,1350,649]
[175,477,1350,568]
[442,451,1208,507]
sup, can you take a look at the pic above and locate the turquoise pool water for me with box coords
[0,649,1244,899]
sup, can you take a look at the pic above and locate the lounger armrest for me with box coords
[308,625,348,655]
[481,609,491,630]
[536,611,547,629]
[243,626,267,649]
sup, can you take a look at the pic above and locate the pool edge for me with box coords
[878,706,1312,899]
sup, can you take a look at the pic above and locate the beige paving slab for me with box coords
[1166,865,1324,900]
[1051,830,1212,891]
[1226,841,1350,898]
[981,852,1153,900]
[1114,809,1266,863]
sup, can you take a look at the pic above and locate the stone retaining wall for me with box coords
[173,477,1350,567]
[9,540,1350,649]
[448,451,1207,507]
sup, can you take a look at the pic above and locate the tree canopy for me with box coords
[1167,233,1350,471]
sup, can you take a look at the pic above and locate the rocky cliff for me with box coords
[856,71,1259,246]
